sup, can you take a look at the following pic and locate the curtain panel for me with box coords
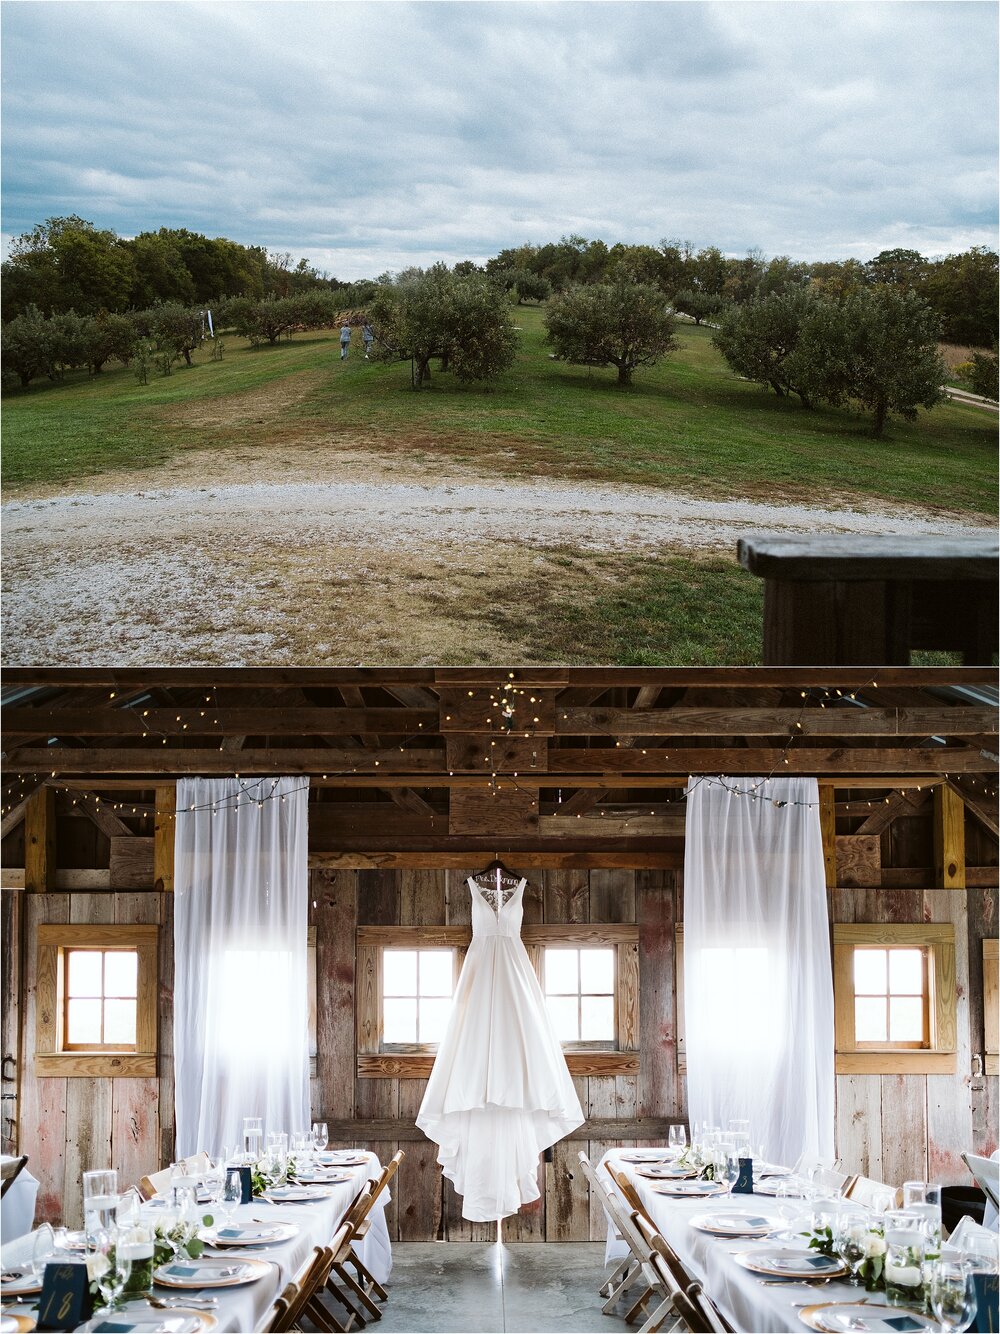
[173,778,310,1158]
[683,776,835,1167]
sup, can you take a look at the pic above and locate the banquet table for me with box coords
[599,1149,909,1334]
[0,1151,391,1334]
[0,1155,40,1241]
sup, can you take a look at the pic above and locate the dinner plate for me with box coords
[0,1273,41,1298]
[290,1171,353,1185]
[689,1211,775,1237]
[650,1180,727,1198]
[75,1308,217,1333]
[618,1151,675,1164]
[755,1178,807,1196]
[736,1248,847,1279]
[798,1303,936,1333]
[260,1186,334,1204]
[318,1153,368,1166]
[203,1222,298,1248]
[0,1313,35,1333]
[634,1165,697,1180]
[152,1258,271,1289]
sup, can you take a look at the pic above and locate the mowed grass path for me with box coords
[2,307,996,515]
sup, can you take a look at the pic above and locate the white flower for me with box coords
[885,1262,922,1286]
[86,1252,110,1282]
[865,1235,887,1258]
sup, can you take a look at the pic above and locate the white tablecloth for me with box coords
[1,1151,391,1333]
[599,1150,892,1334]
[0,1156,39,1241]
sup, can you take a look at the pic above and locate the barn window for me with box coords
[381,948,457,1046]
[35,925,158,1077]
[833,923,957,1074]
[543,947,616,1045]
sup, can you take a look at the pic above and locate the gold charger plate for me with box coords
[735,1248,847,1279]
[798,1302,935,1333]
[0,1274,41,1298]
[204,1222,298,1248]
[0,1312,36,1333]
[635,1166,697,1180]
[153,1257,271,1289]
[260,1187,334,1204]
[77,1307,219,1332]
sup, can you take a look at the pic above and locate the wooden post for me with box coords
[819,786,837,889]
[153,784,176,893]
[933,785,966,889]
[24,788,56,893]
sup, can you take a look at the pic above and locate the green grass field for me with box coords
[2,307,996,517]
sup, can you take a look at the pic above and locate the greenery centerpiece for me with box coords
[805,1221,888,1292]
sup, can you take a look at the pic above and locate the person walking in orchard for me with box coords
[362,323,374,359]
[339,323,351,360]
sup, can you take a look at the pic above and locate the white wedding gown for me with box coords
[415,878,585,1221]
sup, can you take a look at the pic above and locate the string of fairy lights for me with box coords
[1,674,996,828]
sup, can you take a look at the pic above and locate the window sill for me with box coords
[836,1051,955,1075]
[35,1052,156,1078]
[358,1050,639,1078]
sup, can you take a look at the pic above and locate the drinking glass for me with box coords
[222,1168,243,1225]
[667,1124,687,1154]
[930,1260,978,1333]
[834,1210,870,1279]
[312,1121,329,1153]
[91,1228,132,1313]
[31,1222,57,1281]
[723,1151,741,1193]
[903,1180,941,1209]
[774,1178,804,1231]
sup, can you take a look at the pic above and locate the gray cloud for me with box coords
[2,0,997,278]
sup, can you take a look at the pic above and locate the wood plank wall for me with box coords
[1,831,996,1237]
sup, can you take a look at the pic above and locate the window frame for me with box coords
[379,946,464,1052]
[541,944,618,1049]
[36,924,158,1078]
[984,938,998,1077]
[355,924,639,1078]
[833,923,957,1074]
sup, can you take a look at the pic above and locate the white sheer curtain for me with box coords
[173,778,310,1158]
[683,776,834,1167]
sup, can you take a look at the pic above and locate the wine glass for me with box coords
[221,1167,243,1226]
[312,1121,328,1154]
[668,1124,687,1154]
[775,1178,803,1233]
[834,1210,870,1279]
[723,1151,741,1193]
[91,1228,132,1313]
[930,1260,978,1333]
[31,1222,56,1281]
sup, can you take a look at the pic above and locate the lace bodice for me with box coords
[468,877,526,937]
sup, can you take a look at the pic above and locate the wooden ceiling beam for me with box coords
[40,774,951,791]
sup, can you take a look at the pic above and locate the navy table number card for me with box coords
[971,1272,998,1333]
[238,1164,253,1204]
[732,1157,755,1194]
[36,1260,94,1332]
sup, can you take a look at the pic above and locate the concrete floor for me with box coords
[360,1242,634,1333]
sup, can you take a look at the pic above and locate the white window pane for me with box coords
[103,998,137,1045]
[383,951,417,997]
[104,951,138,998]
[418,951,453,997]
[418,998,453,1043]
[67,951,103,998]
[68,997,102,1044]
[855,996,887,1042]
[889,996,924,1043]
[581,994,615,1041]
[580,948,614,995]
[546,995,579,1041]
[383,998,417,1044]
[854,949,887,996]
[888,949,923,996]
[544,950,578,996]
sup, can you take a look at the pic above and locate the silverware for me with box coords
[147,1294,220,1309]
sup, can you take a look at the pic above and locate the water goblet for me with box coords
[31,1222,57,1281]
[668,1124,687,1155]
[723,1151,741,1193]
[221,1167,243,1225]
[930,1259,978,1333]
[774,1178,804,1233]
[92,1228,132,1313]
[312,1121,328,1154]
[834,1210,870,1280]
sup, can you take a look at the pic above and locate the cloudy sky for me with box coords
[2,0,997,279]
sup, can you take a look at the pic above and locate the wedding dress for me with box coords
[415,877,585,1221]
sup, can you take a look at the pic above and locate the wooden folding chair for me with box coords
[812,1165,856,1196]
[262,1279,301,1332]
[681,1280,735,1334]
[324,1180,384,1326]
[0,1155,28,1199]
[181,1151,211,1177]
[578,1152,642,1302]
[138,1164,173,1199]
[269,1244,342,1333]
[845,1175,903,1210]
[598,1188,668,1326]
